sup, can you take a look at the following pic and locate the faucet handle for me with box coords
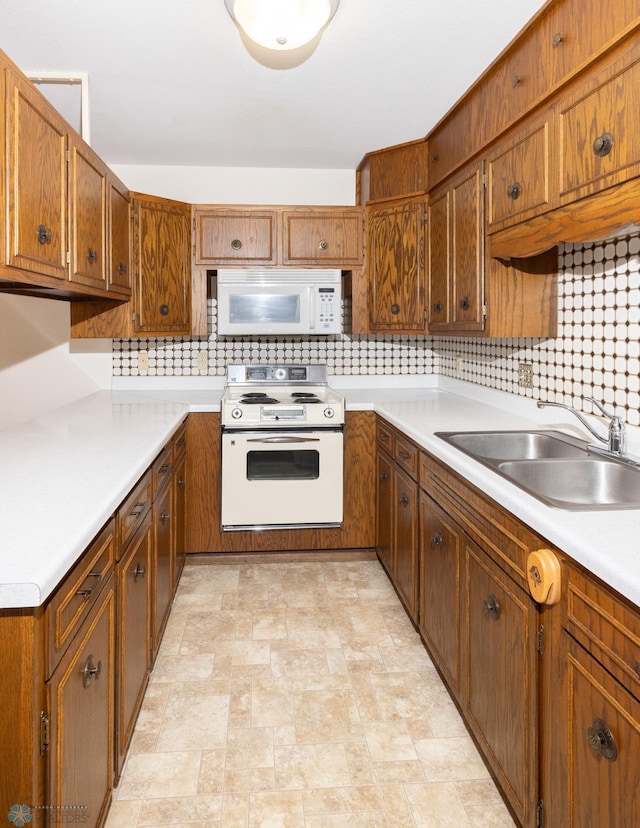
[585,397,616,420]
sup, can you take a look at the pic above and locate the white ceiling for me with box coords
[2,0,546,171]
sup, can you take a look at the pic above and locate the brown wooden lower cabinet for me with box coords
[153,478,173,658]
[185,410,376,554]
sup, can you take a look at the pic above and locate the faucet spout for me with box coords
[536,398,627,456]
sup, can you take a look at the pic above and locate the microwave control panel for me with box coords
[316,287,341,332]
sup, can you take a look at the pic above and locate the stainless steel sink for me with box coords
[498,458,640,509]
[441,430,587,460]
[435,429,640,510]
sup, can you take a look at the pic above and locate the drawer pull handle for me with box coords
[87,247,98,264]
[318,240,329,251]
[231,238,243,250]
[506,182,521,200]
[159,463,171,474]
[379,471,389,482]
[432,533,443,548]
[130,502,146,517]
[82,655,102,688]
[483,594,501,621]
[587,718,617,761]
[398,450,411,461]
[633,660,640,680]
[160,511,171,524]
[133,563,146,582]
[76,588,92,599]
[37,224,52,245]
[390,303,400,315]
[593,132,614,157]
[552,32,564,47]
[460,296,470,311]
[399,493,409,508]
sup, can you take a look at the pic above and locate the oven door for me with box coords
[221,428,343,529]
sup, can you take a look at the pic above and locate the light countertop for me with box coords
[2,376,639,610]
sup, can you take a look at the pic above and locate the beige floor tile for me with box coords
[373,760,426,784]
[293,688,364,743]
[463,802,518,827]
[368,672,427,720]
[305,813,386,827]
[156,693,230,751]
[302,784,382,814]
[378,782,416,828]
[248,790,304,827]
[274,743,351,789]
[198,750,226,795]
[226,727,274,769]
[151,653,215,683]
[229,678,252,728]
[251,678,295,727]
[344,742,377,786]
[137,795,222,825]
[414,736,491,782]
[104,799,141,827]
[270,648,330,678]
[252,609,288,640]
[224,767,275,793]
[362,721,418,762]
[404,781,472,827]
[221,793,249,827]
[116,751,202,800]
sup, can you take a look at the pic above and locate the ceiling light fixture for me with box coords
[224,0,340,51]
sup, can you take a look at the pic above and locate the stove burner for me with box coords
[291,392,317,398]
[240,396,279,405]
[242,392,270,399]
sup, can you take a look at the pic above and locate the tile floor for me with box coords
[106,559,517,827]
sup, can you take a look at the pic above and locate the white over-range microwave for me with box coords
[216,268,342,336]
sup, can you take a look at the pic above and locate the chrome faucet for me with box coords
[536,397,627,456]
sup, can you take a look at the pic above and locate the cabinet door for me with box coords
[450,162,484,331]
[153,482,173,659]
[419,493,462,696]
[69,136,107,290]
[108,175,131,295]
[376,450,394,575]
[486,109,555,232]
[194,209,277,265]
[427,188,451,329]
[463,540,539,828]
[393,466,419,622]
[173,453,187,593]
[116,515,152,777]
[368,198,426,332]
[282,209,363,266]
[133,198,191,333]
[5,69,68,281]
[47,581,114,828]
[558,45,640,203]
[558,636,640,828]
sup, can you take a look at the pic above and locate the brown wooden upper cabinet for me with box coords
[357,138,428,204]
[428,161,484,333]
[367,197,427,332]
[485,107,556,233]
[2,57,131,299]
[193,205,363,268]
[107,174,132,297]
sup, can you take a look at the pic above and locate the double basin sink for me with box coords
[435,430,640,510]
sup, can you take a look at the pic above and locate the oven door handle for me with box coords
[246,436,321,444]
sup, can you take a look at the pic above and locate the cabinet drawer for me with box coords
[486,109,555,231]
[152,443,173,497]
[172,419,187,461]
[194,210,277,265]
[118,469,152,555]
[558,42,640,202]
[565,565,640,698]
[394,433,419,479]
[282,210,363,266]
[377,419,394,453]
[45,518,115,678]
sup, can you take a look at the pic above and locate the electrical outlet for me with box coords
[197,351,209,371]
[138,352,149,371]
[518,362,534,388]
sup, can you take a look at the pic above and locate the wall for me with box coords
[114,229,640,427]
[0,293,110,430]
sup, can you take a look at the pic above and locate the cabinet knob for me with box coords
[87,247,98,264]
[379,471,389,482]
[482,594,501,621]
[390,303,400,315]
[506,182,522,200]
[552,32,564,47]
[118,262,127,275]
[587,718,617,761]
[231,238,243,250]
[159,304,170,316]
[81,655,102,688]
[318,240,329,251]
[512,75,521,88]
[399,493,409,508]
[459,296,470,311]
[430,153,439,162]
[178,476,185,488]
[431,532,443,548]
[160,511,170,524]
[593,132,614,157]
[37,224,53,245]
[133,563,146,582]
[432,302,442,314]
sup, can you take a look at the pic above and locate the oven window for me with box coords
[229,294,300,324]
[247,450,319,481]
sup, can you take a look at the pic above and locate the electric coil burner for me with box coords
[220,364,345,530]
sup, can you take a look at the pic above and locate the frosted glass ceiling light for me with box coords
[225,0,340,51]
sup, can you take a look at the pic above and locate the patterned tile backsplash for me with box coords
[113,230,640,426]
